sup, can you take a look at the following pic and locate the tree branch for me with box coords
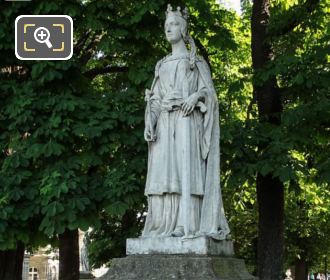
[73,29,92,55]
[84,65,128,79]
[246,93,257,122]
[194,37,212,73]
[0,65,30,80]
[268,0,320,37]
[78,33,104,65]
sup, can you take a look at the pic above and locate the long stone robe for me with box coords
[142,53,230,240]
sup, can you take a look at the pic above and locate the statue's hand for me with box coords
[145,88,152,101]
[182,93,199,116]
[144,125,156,142]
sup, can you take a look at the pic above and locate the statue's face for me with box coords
[165,16,182,44]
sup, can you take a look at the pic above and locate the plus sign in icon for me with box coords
[15,15,73,60]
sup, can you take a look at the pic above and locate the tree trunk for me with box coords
[251,0,284,279]
[59,228,80,280]
[295,259,308,280]
[256,175,284,280]
[0,241,25,280]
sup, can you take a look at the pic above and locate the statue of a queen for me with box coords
[142,4,230,241]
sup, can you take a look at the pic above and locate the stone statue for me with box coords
[99,5,255,279]
[142,4,230,240]
[80,235,90,272]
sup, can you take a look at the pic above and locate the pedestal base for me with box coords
[97,255,256,280]
[127,237,235,256]
[80,271,94,279]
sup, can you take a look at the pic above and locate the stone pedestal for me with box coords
[80,271,94,279]
[97,255,255,280]
[127,236,235,256]
[97,237,256,280]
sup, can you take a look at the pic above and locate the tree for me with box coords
[268,0,330,277]
[0,1,125,279]
[0,242,24,280]
[249,0,329,279]
[251,0,285,278]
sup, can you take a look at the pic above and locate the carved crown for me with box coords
[165,4,189,21]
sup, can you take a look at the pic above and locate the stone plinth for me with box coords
[96,237,256,280]
[126,236,235,256]
[95,236,256,280]
[80,271,94,279]
[97,255,256,280]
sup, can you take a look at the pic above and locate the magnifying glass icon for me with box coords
[34,27,53,49]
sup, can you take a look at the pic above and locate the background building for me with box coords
[22,246,59,280]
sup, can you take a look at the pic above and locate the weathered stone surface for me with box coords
[80,271,94,279]
[97,255,256,280]
[126,237,235,256]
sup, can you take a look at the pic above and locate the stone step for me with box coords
[97,255,256,280]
